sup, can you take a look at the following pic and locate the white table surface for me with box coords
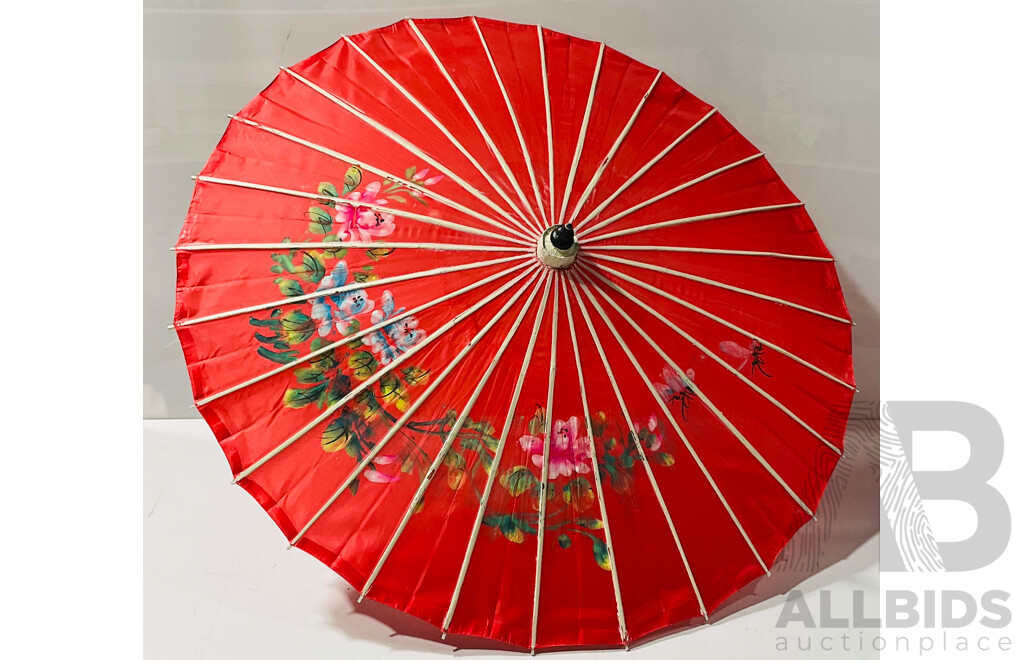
[144,419,880,659]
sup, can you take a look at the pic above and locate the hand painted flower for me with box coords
[411,168,445,187]
[335,181,397,242]
[310,261,374,336]
[363,290,426,365]
[633,414,663,451]
[518,416,591,480]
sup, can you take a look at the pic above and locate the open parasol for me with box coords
[173,16,855,651]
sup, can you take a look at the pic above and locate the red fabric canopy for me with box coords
[174,16,854,650]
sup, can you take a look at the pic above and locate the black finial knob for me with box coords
[550,223,575,250]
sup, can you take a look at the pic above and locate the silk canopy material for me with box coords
[173,16,855,651]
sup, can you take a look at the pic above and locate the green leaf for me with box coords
[317,182,338,198]
[464,418,495,436]
[254,332,279,345]
[310,336,326,351]
[283,382,327,408]
[562,477,595,512]
[279,310,316,345]
[500,465,537,497]
[326,374,352,406]
[404,166,417,179]
[306,206,333,234]
[557,534,571,549]
[652,452,675,467]
[277,278,304,296]
[353,272,379,284]
[348,479,359,495]
[300,251,326,283]
[343,166,362,195]
[365,247,395,262]
[295,367,325,384]
[322,416,354,452]
[387,195,407,203]
[443,451,466,471]
[479,452,493,475]
[249,316,282,329]
[591,538,611,570]
[576,517,604,530]
[378,371,406,409]
[527,408,544,436]
[499,515,526,543]
[348,351,377,380]
[343,319,360,336]
[320,234,347,258]
[309,351,338,371]
[256,346,297,364]
[400,366,429,387]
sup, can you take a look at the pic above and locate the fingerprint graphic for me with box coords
[880,402,945,571]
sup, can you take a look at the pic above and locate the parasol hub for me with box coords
[537,224,578,269]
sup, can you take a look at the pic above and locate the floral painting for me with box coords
[247,166,680,568]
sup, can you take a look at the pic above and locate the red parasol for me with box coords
[173,16,855,651]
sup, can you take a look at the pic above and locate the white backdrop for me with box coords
[143,0,879,419]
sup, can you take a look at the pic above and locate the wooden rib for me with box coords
[175,254,528,328]
[573,108,718,232]
[583,259,855,390]
[576,153,764,239]
[558,272,630,645]
[471,16,549,229]
[579,264,841,455]
[555,42,605,228]
[193,173,530,245]
[530,271,560,652]
[441,275,553,637]
[567,275,729,606]
[578,271,817,518]
[409,18,544,234]
[232,265,538,484]
[281,65,534,237]
[582,244,834,262]
[579,202,806,244]
[194,261,530,407]
[227,114,533,241]
[539,26,555,221]
[587,253,852,324]
[359,273,547,601]
[565,71,662,228]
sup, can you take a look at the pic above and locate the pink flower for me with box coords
[412,168,444,186]
[633,414,663,451]
[335,181,396,242]
[518,416,591,480]
[363,468,399,483]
